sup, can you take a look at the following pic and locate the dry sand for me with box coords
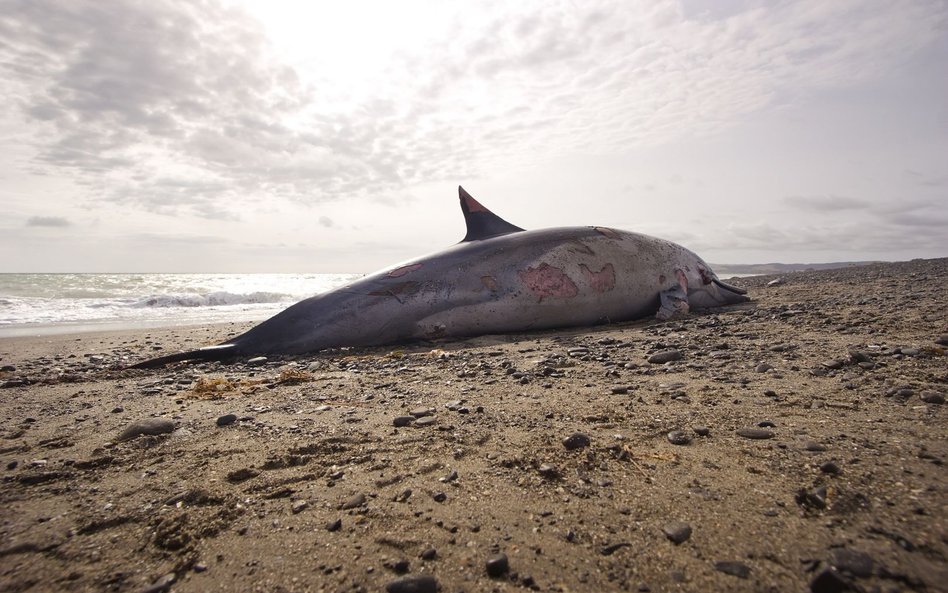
[1,258,946,593]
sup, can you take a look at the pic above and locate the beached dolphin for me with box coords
[130,187,748,368]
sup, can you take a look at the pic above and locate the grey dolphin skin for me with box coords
[130,187,748,368]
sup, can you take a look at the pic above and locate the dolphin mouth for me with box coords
[712,278,748,295]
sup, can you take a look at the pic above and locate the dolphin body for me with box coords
[131,187,748,368]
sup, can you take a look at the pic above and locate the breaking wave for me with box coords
[131,291,291,308]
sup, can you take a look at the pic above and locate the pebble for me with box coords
[693,426,710,437]
[0,364,15,372]
[755,363,773,373]
[415,416,437,427]
[420,547,437,560]
[736,428,774,440]
[820,461,841,475]
[538,464,560,479]
[247,356,268,366]
[936,335,948,346]
[920,391,944,404]
[216,414,238,427]
[138,573,176,593]
[385,575,439,593]
[714,560,750,579]
[804,441,827,452]
[900,347,920,357]
[648,349,683,364]
[341,493,366,510]
[809,568,854,593]
[662,521,692,544]
[821,360,845,370]
[829,548,874,578]
[291,500,309,514]
[117,418,175,441]
[562,432,591,450]
[326,518,342,532]
[393,416,415,427]
[431,491,447,503]
[485,553,510,577]
[666,431,691,446]
[409,408,434,418]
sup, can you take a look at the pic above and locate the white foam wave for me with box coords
[131,291,291,308]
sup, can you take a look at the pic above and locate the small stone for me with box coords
[810,567,856,593]
[666,431,691,446]
[804,441,827,452]
[111,407,124,414]
[920,391,945,404]
[415,416,437,427]
[216,414,238,427]
[420,547,437,560]
[821,360,845,370]
[714,560,750,579]
[662,522,692,544]
[326,518,342,532]
[538,464,560,479]
[139,572,176,593]
[0,364,15,372]
[757,420,776,428]
[736,428,774,440]
[486,553,510,578]
[291,500,308,514]
[341,493,366,510]
[820,461,841,475]
[431,491,447,503]
[409,408,434,418]
[610,386,629,395]
[648,349,683,364]
[117,418,175,441]
[693,426,710,437]
[829,548,874,578]
[385,574,439,593]
[755,363,773,373]
[900,347,920,357]
[562,432,591,450]
[247,356,268,366]
[936,335,948,346]
[393,416,415,427]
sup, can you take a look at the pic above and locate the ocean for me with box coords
[0,273,361,337]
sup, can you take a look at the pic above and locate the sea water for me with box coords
[0,273,360,337]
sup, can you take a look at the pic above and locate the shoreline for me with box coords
[0,258,945,593]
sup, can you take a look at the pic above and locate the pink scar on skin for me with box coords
[518,263,579,301]
[387,263,423,278]
[481,275,499,292]
[580,263,616,293]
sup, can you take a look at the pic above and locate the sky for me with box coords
[0,0,945,273]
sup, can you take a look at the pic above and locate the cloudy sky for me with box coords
[0,0,945,273]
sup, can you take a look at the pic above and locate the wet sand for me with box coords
[1,258,946,593]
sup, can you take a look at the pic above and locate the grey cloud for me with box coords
[26,215,71,227]
[783,195,870,211]
[318,216,335,228]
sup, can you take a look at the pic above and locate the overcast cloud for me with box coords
[0,0,945,272]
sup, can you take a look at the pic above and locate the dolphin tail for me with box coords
[127,344,240,369]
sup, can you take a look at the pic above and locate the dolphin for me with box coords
[130,187,748,368]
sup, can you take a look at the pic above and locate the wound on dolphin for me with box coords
[129,186,749,369]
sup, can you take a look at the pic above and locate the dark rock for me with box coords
[757,420,776,428]
[415,416,437,427]
[662,521,692,544]
[117,418,175,441]
[667,431,691,446]
[326,518,342,532]
[0,365,15,372]
[562,432,591,450]
[822,360,845,370]
[920,391,945,404]
[226,468,259,483]
[693,426,710,437]
[486,553,510,577]
[820,461,841,475]
[216,414,238,427]
[393,416,415,427]
[385,574,439,593]
[538,464,560,479]
[431,491,447,503]
[420,547,437,560]
[736,428,774,440]
[648,349,683,364]
[409,408,434,418]
[796,486,828,510]
[291,500,308,514]
[601,542,631,555]
[810,567,856,593]
[804,441,827,452]
[755,363,773,373]
[936,335,948,346]
[714,560,750,579]
[829,548,874,578]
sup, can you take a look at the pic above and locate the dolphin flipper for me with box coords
[128,344,239,369]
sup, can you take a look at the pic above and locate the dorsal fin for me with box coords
[458,186,525,242]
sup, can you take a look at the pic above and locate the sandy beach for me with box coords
[1,258,945,593]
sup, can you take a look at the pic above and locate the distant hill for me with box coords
[712,261,882,276]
